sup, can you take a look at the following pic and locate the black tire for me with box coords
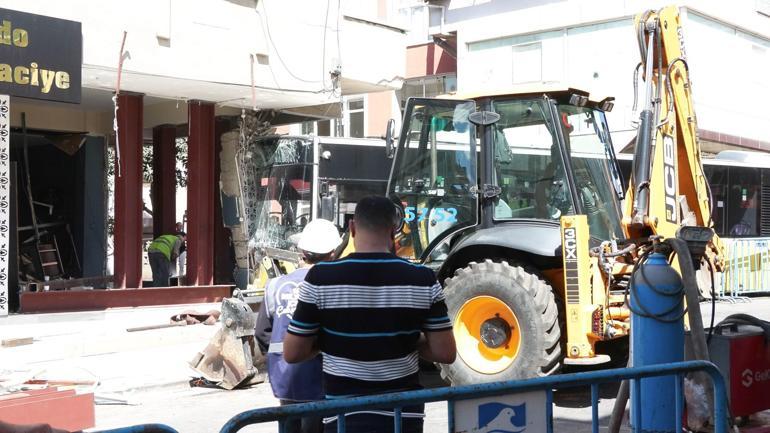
[439,260,562,385]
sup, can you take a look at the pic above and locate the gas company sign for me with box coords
[0,8,81,103]
[453,391,547,433]
[741,368,770,388]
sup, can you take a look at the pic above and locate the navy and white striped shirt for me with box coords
[287,252,452,398]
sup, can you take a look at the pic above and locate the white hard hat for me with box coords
[297,219,342,255]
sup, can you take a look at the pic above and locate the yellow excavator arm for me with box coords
[560,6,727,364]
[624,6,724,268]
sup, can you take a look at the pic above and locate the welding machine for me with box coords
[701,314,770,417]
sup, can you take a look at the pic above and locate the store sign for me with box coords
[0,8,81,103]
[453,391,548,433]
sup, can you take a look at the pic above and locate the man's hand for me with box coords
[0,421,73,433]
[283,333,320,363]
[418,330,456,364]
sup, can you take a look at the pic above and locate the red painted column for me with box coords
[114,93,144,289]
[186,101,215,286]
[151,125,177,238]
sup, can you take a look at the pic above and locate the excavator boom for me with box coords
[627,7,708,232]
[624,6,723,268]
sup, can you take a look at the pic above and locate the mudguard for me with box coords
[438,221,563,280]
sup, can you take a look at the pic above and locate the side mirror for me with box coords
[384,118,397,159]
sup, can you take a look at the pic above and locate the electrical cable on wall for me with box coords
[321,0,331,90]
[335,0,342,88]
[257,0,324,85]
[113,30,129,178]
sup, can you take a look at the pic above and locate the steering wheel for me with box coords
[295,213,310,226]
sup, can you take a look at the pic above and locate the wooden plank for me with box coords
[0,389,75,408]
[19,285,233,313]
[1,337,33,347]
[0,392,94,431]
[0,388,62,402]
[24,379,98,386]
[126,321,187,332]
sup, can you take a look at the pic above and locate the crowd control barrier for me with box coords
[722,237,770,297]
[217,360,728,433]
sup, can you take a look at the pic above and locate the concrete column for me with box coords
[151,125,177,238]
[114,93,144,289]
[186,101,215,286]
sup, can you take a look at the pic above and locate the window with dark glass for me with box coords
[397,74,458,110]
[346,98,364,138]
[705,165,762,238]
[727,167,761,237]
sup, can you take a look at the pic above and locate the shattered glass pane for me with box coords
[238,137,314,253]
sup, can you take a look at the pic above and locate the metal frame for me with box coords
[217,360,727,433]
[93,361,727,433]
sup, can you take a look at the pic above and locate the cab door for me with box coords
[388,98,478,262]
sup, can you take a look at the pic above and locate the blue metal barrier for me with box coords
[219,360,729,433]
[93,424,180,433]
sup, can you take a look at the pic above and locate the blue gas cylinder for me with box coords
[630,252,685,432]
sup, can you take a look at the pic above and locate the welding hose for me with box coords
[667,239,710,362]
[714,314,770,342]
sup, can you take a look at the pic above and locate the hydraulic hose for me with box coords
[668,239,709,362]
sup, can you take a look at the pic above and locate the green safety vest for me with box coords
[149,235,179,261]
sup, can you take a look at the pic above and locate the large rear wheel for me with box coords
[439,260,561,384]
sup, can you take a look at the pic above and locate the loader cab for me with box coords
[387,90,625,267]
[387,88,627,383]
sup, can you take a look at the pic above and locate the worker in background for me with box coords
[147,231,186,287]
[284,196,456,433]
[172,222,187,278]
[254,219,342,433]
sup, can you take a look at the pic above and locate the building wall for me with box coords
[2,0,406,110]
[684,10,770,143]
[425,0,770,147]
[366,91,398,137]
[405,43,456,79]
[9,99,113,134]
[460,18,638,144]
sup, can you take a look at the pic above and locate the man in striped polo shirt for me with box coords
[284,196,456,433]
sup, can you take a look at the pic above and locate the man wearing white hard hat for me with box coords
[255,218,342,433]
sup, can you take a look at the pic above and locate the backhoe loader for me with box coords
[384,5,722,385]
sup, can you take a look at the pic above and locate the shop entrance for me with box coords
[10,128,106,310]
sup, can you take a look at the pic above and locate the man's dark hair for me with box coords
[303,251,335,265]
[354,196,398,233]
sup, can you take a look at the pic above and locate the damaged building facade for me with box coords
[0,0,405,315]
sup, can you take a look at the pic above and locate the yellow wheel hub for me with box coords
[454,295,521,374]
